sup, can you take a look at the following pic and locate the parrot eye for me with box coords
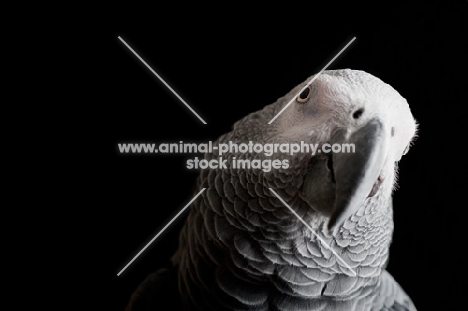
[296,85,312,103]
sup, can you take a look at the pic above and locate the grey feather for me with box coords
[129,69,418,311]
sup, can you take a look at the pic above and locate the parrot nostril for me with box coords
[353,108,364,119]
[391,127,395,137]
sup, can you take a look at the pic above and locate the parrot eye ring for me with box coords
[296,85,312,103]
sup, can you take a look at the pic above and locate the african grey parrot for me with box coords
[126,69,418,311]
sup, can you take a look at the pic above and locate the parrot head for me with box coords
[230,69,418,232]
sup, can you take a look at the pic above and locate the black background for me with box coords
[83,2,467,310]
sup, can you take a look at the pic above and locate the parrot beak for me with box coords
[328,117,388,231]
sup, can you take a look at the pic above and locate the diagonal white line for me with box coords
[118,36,207,125]
[269,188,357,277]
[117,188,206,276]
[268,37,356,124]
